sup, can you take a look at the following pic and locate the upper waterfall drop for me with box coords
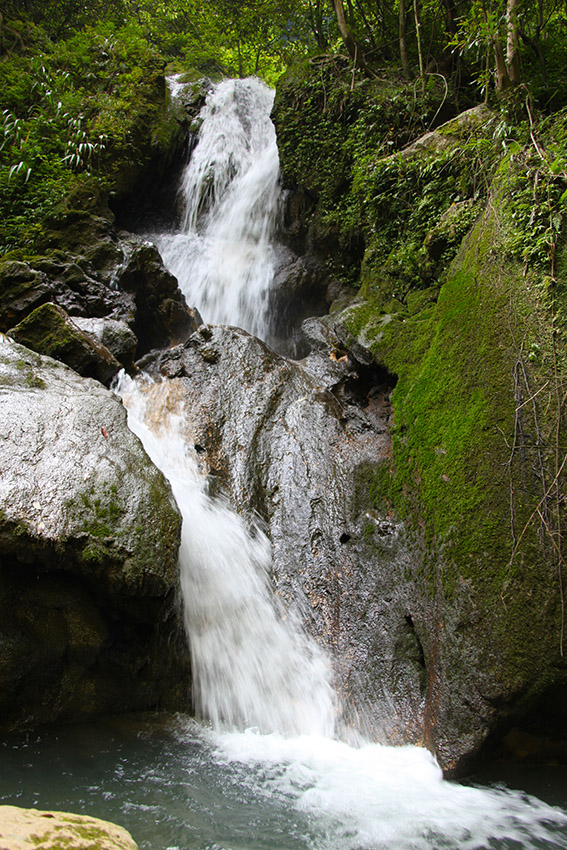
[155,77,281,341]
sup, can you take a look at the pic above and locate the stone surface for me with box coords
[0,233,199,367]
[0,337,189,731]
[393,104,495,160]
[115,239,200,353]
[72,317,138,372]
[8,303,121,386]
[149,324,425,741]
[0,806,138,850]
[327,165,567,774]
[268,247,329,354]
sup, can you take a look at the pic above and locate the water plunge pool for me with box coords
[1,712,567,850]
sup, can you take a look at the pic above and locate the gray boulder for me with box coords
[0,337,188,731]
[151,325,421,742]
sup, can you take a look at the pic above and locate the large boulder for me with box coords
[0,806,138,850]
[7,303,121,386]
[148,324,424,742]
[332,157,567,773]
[0,337,189,731]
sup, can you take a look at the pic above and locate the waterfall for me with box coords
[117,373,335,738]
[155,77,281,341]
[106,80,567,850]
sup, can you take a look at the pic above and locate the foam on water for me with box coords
[117,374,335,738]
[208,729,567,850]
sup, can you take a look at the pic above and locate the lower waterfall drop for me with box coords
[114,372,567,850]
[117,373,335,738]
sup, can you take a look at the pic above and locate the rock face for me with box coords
[0,230,200,372]
[148,323,429,740]
[270,65,567,774]
[8,303,121,386]
[0,806,138,850]
[0,337,189,732]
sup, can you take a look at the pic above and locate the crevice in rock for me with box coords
[481,683,567,766]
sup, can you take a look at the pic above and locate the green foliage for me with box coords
[0,20,169,253]
[274,61,463,284]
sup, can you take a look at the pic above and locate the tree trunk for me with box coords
[413,0,425,92]
[441,0,457,38]
[505,0,521,86]
[399,0,410,79]
[332,0,363,66]
[307,0,328,51]
[493,36,509,91]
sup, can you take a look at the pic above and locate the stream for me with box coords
[1,77,567,850]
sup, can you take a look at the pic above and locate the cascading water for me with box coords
[154,77,281,341]
[113,78,567,850]
[111,370,567,850]
[117,373,335,739]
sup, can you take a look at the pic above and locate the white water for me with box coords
[210,731,567,850]
[115,80,567,849]
[155,77,281,340]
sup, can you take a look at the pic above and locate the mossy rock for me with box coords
[337,150,567,771]
[424,199,483,262]
[0,336,188,731]
[0,261,51,331]
[7,302,121,385]
[0,806,139,850]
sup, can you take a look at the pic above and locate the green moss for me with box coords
[273,65,458,282]
[77,487,125,541]
[354,460,394,515]
[344,153,566,628]
[9,303,82,361]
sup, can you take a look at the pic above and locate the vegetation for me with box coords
[1,0,567,254]
[273,49,567,684]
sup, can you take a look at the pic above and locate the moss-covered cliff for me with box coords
[274,62,567,772]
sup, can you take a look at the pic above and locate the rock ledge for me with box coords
[0,806,138,850]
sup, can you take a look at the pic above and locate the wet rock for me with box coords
[154,325,422,740]
[0,337,189,732]
[268,248,328,353]
[0,232,198,362]
[8,303,121,386]
[0,254,134,332]
[116,240,200,352]
[72,317,138,372]
[0,806,139,850]
[0,262,51,329]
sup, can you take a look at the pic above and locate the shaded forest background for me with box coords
[2,0,567,253]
